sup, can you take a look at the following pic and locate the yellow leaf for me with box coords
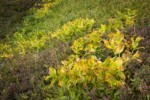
[58,67,65,75]
[110,39,115,47]
[58,80,64,87]
[117,72,126,80]
[115,58,124,71]
[114,43,125,54]
[131,36,143,49]
[49,67,57,78]
[132,51,142,63]
[122,51,131,62]
[132,51,140,59]
[99,24,107,33]
[103,40,113,49]
[135,37,144,43]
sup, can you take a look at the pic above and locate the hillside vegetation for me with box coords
[0,0,150,99]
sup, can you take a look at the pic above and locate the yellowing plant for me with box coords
[71,30,103,56]
[33,0,62,18]
[51,18,95,42]
[103,30,125,55]
[107,9,137,31]
[13,32,48,55]
[0,44,13,58]
[46,33,142,99]
[44,10,143,99]
[0,18,94,58]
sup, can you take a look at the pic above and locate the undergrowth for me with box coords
[43,10,144,99]
[0,0,150,99]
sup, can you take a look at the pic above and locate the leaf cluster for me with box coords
[44,10,143,99]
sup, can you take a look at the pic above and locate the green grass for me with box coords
[1,0,149,39]
[1,0,148,57]
[18,0,150,35]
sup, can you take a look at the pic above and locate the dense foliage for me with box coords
[43,10,143,99]
[0,0,149,99]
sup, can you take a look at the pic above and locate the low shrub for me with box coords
[43,10,143,99]
[51,18,95,43]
